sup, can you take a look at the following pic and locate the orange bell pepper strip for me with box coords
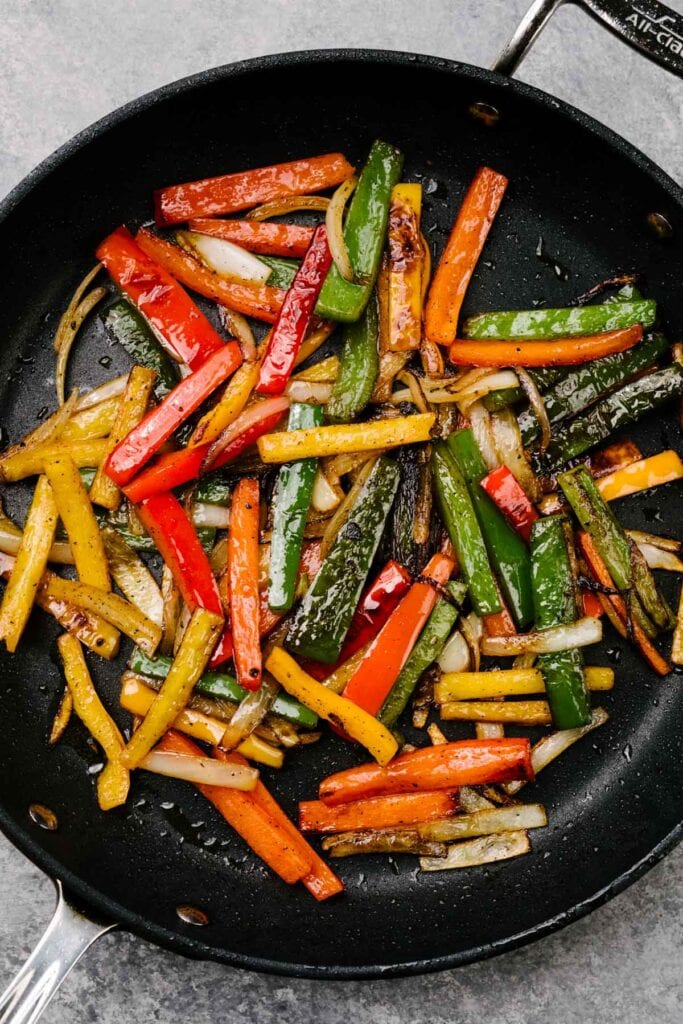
[342,553,455,716]
[299,790,459,833]
[318,738,534,806]
[188,218,315,258]
[136,227,285,323]
[228,479,262,691]
[448,324,643,368]
[96,226,225,370]
[577,531,669,676]
[424,166,508,346]
[159,732,309,885]
[154,152,355,225]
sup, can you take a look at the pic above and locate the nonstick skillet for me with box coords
[0,1,682,1017]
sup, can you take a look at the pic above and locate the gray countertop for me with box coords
[0,2,681,1021]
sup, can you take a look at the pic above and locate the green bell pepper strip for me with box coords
[128,648,317,729]
[558,467,674,633]
[518,333,669,446]
[316,140,404,322]
[102,299,179,398]
[102,505,215,554]
[79,467,96,490]
[285,455,400,662]
[431,442,501,616]
[544,363,683,467]
[259,255,299,290]
[326,293,379,422]
[268,403,323,612]
[447,429,534,629]
[381,445,428,577]
[463,298,656,340]
[529,515,591,729]
[194,476,232,506]
[378,581,466,728]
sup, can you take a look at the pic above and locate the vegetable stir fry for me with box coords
[2,142,682,898]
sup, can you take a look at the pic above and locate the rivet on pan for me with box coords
[29,803,59,831]
[646,212,674,240]
[176,904,209,927]
[468,101,500,127]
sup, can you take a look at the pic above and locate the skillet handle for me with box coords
[0,880,114,1024]
[493,0,683,78]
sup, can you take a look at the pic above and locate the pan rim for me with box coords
[0,46,681,979]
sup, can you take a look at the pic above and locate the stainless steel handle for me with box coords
[493,0,683,77]
[0,881,114,1024]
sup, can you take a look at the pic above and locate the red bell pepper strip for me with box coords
[299,790,459,833]
[303,560,412,681]
[256,224,333,395]
[581,590,605,618]
[188,218,315,258]
[424,167,508,346]
[96,226,226,370]
[106,344,242,487]
[481,466,539,544]
[136,227,285,323]
[122,401,288,503]
[449,325,643,368]
[136,492,223,616]
[154,152,355,226]
[341,553,455,716]
[228,479,262,691]
[319,738,534,806]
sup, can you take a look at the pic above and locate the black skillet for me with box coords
[1,1,682,1017]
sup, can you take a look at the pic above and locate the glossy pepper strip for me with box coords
[530,516,591,729]
[257,224,333,394]
[424,167,508,346]
[449,325,643,368]
[136,493,223,615]
[299,790,458,833]
[96,226,225,370]
[268,404,323,612]
[228,479,262,691]
[596,450,683,502]
[154,152,354,225]
[266,647,399,765]
[436,666,613,701]
[317,140,404,323]
[481,466,539,544]
[318,738,534,806]
[258,412,435,463]
[326,294,379,422]
[188,218,315,257]
[136,228,285,324]
[342,553,455,716]
[431,442,501,616]
[379,580,466,729]
[463,298,657,340]
[44,456,110,591]
[448,429,534,629]
[285,457,400,663]
[106,344,242,486]
[387,183,423,351]
[101,300,179,399]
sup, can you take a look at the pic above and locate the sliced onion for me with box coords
[490,407,540,502]
[637,542,683,572]
[55,286,109,405]
[178,230,271,284]
[438,629,471,673]
[202,395,290,473]
[458,371,519,411]
[468,401,499,472]
[515,366,551,452]
[76,374,130,410]
[220,675,279,751]
[140,750,258,790]
[285,380,332,404]
[311,468,343,513]
[101,526,163,627]
[293,320,337,368]
[0,389,81,468]
[627,529,681,553]
[217,305,257,362]
[160,565,181,656]
[53,264,103,352]
[192,503,231,530]
[513,652,537,669]
[482,616,603,657]
[246,195,330,221]
[461,612,483,672]
[396,370,430,414]
[504,707,609,796]
[326,175,358,282]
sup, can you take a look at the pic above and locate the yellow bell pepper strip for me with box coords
[58,633,129,810]
[189,360,260,447]
[119,675,283,768]
[0,476,58,652]
[37,575,160,655]
[257,412,435,463]
[436,666,614,702]
[387,183,423,351]
[59,396,120,442]
[425,166,508,346]
[44,455,110,591]
[596,450,683,502]
[90,365,156,510]
[49,687,73,745]
[121,607,223,769]
[101,526,163,627]
[440,700,553,726]
[672,584,683,666]
[265,647,398,765]
[0,439,108,483]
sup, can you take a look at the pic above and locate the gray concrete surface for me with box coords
[0,1,682,1021]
